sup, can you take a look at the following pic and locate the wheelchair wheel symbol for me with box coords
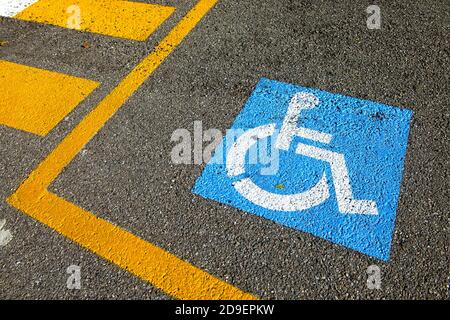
[226,92,379,215]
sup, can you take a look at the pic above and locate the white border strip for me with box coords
[0,0,39,17]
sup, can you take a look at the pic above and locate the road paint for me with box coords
[0,60,99,136]
[7,0,175,41]
[0,219,13,246]
[0,0,38,17]
[193,78,413,261]
[7,0,256,300]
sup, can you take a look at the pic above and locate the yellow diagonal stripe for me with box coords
[8,0,258,300]
[15,0,175,41]
[0,60,99,136]
[9,187,255,300]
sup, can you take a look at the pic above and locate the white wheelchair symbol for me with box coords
[226,92,379,215]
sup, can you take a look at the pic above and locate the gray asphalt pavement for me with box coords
[0,0,448,299]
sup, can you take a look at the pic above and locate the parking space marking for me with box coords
[7,0,257,300]
[6,0,175,41]
[0,60,99,136]
[193,78,413,261]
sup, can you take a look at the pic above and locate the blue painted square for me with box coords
[193,78,413,261]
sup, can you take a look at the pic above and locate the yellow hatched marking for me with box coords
[15,0,175,41]
[0,60,99,136]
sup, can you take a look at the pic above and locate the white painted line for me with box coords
[296,143,379,215]
[276,92,332,150]
[226,123,330,212]
[234,175,330,212]
[226,124,276,177]
[0,219,13,246]
[0,0,38,17]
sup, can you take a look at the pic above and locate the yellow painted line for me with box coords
[0,60,99,136]
[14,0,175,41]
[7,0,258,300]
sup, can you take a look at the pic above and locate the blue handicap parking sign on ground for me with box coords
[193,78,413,261]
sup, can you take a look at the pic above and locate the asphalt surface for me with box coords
[0,0,448,299]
